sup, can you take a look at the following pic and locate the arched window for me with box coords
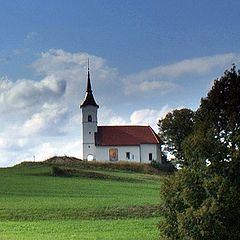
[87,154,94,161]
[88,115,92,122]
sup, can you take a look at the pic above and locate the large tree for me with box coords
[160,66,240,240]
[195,65,240,173]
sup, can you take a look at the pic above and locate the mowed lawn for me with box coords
[0,162,163,239]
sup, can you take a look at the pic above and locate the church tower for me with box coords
[80,63,99,161]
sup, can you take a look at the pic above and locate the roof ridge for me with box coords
[148,126,161,143]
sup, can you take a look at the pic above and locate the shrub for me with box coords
[51,166,77,177]
[150,160,176,173]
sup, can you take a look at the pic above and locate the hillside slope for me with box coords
[0,157,164,239]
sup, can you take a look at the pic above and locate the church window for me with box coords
[88,146,90,148]
[88,115,92,122]
[89,132,91,134]
[132,154,134,160]
[149,153,153,161]
[126,152,130,160]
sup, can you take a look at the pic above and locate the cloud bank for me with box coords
[124,53,240,94]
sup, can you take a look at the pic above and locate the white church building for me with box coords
[80,67,162,163]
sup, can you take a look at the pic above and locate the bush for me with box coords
[51,166,77,177]
[150,160,176,173]
[159,163,240,240]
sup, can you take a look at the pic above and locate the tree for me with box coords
[160,66,240,239]
[160,162,240,240]
[195,65,240,173]
[158,108,194,165]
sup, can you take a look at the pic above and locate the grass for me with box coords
[0,158,165,239]
[0,218,160,240]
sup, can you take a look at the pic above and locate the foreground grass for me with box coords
[0,160,164,239]
[0,218,160,240]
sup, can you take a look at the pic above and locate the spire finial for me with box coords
[88,58,90,71]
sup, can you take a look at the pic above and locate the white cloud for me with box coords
[0,137,82,167]
[124,53,240,94]
[31,139,82,162]
[0,133,32,166]
[22,103,68,136]
[108,116,127,125]
[129,105,173,131]
[98,106,128,126]
[0,75,66,113]
[32,49,119,84]
[32,49,122,107]
[0,137,12,150]
[99,105,173,132]
[138,80,178,93]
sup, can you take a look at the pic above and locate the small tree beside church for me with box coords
[158,108,195,166]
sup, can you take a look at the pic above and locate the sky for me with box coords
[1,0,240,166]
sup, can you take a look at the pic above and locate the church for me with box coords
[80,66,162,163]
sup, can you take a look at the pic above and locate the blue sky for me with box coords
[1,0,240,166]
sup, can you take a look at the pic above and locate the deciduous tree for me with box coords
[160,66,240,239]
[158,108,194,165]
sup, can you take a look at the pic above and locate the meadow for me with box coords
[0,158,164,239]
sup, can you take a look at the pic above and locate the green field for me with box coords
[0,160,163,239]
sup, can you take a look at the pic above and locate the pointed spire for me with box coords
[86,58,92,92]
[80,59,99,108]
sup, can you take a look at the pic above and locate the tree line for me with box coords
[158,65,240,239]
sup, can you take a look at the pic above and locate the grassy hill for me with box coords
[0,157,166,239]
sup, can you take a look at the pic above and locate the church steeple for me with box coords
[80,60,99,108]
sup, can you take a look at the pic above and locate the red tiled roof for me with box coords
[95,125,161,146]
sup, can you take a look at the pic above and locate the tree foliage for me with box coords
[195,65,240,171]
[160,162,240,240]
[197,65,240,151]
[158,108,195,164]
[160,66,240,239]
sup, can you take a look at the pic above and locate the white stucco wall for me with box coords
[96,146,140,162]
[82,106,98,160]
[96,144,161,163]
[140,144,161,163]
